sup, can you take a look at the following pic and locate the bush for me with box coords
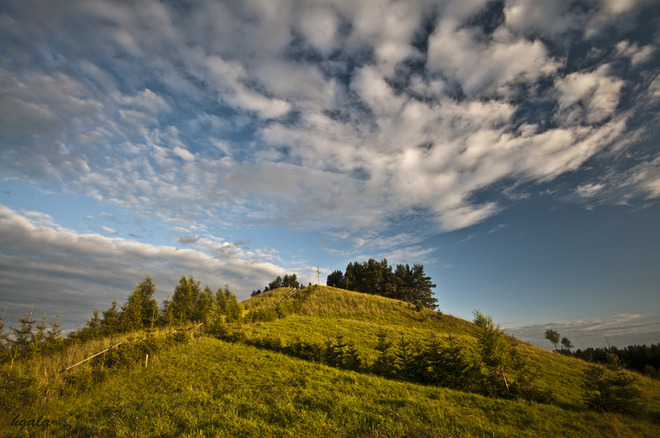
[0,369,39,412]
[582,355,644,416]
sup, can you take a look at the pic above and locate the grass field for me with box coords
[2,286,660,437]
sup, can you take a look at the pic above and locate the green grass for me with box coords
[3,286,660,437]
[6,336,660,437]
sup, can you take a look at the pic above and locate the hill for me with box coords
[2,285,660,437]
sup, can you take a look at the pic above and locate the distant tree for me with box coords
[12,306,37,356]
[101,299,121,335]
[545,329,561,351]
[220,285,242,322]
[167,275,202,324]
[121,275,159,331]
[0,309,9,361]
[45,313,63,353]
[561,337,573,352]
[334,259,438,309]
[193,286,214,322]
[79,310,103,341]
[268,276,283,291]
[326,270,343,288]
[282,274,300,288]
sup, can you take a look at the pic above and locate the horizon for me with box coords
[1,0,659,350]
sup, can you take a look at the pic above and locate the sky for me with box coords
[1,0,659,349]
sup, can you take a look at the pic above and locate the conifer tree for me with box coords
[101,299,121,335]
[46,313,63,353]
[0,308,9,361]
[12,306,37,359]
[31,313,48,357]
[121,275,159,331]
[222,286,242,322]
[473,310,511,395]
[168,275,202,324]
[372,331,395,377]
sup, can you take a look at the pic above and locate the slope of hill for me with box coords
[2,285,660,437]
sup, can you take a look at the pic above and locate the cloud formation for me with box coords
[1,0,658,239]
[507,313,660,349]
[0,205,286,328]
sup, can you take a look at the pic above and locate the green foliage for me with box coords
[582,352,644,416]
[3,285,660,436]
[0,368,39,412]
[121,275,159,331]
[545,329,560,351]
[101,299,121,336]
[330,259,438,309]
[371,331,396,378]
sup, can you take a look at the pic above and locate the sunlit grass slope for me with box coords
[9,336,660,438]
[2,285,660,437]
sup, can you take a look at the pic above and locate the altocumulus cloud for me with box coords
[0,205,285,328]
[1,0,660,335]
[1,0,659,239]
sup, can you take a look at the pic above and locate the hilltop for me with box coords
[2,285,660,437]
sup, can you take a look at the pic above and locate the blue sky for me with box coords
[1,0,660,348]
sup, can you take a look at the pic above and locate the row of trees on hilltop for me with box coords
[326,259,438,309]
[251,273,303,296]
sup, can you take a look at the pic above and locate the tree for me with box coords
[545,329,560,351]
[268,276,283,291]
[582,352,643,416]
[11,306,37,359]
[121,275,159,331]
[473,310,511,395]
[372,331,395,378]
[0,309,9,361]
[326,270,343,288]
[101,299,121,335]
[561,337,573,352]
[167,275,202,324]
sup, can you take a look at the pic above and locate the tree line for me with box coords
[544,328,659,380]
[250,273,303,297]
[326,259,438,310]
[0,274,243,363]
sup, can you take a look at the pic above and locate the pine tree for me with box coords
[45,313,63,353]
[223,286,242,322]
[473,310,511,396]
[0,308,9,361]
[168,275,202,324]
[121,275,159,331]
[101,299,121,335]
[372,331,395,377]
[12,306,37,357]
[30,313,49,357]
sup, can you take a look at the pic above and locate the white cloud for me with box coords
[575,183,605,198]
[0,0,656,243]
[555,65,624,125]
[507,313,660,348]
[101,225,120,236]
[0,204,286,328]
[616,40,655,66]
[427,21,558,97]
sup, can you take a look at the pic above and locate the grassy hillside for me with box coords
[2,285,660,437]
